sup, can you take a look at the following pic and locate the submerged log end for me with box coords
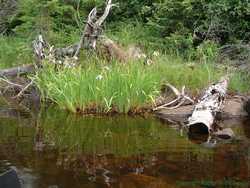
[187,77,229,134]
[188,122,210,135]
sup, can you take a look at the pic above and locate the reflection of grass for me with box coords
[0,118,34,154]
[41,107,213,157]
[35,56,224,114]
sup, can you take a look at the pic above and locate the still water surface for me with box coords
[0,99,250,188]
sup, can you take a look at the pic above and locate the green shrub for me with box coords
[0,36,33,68]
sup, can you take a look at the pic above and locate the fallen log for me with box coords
[156,97,248,123]
[187,77,229,134]
[0,64,35,77]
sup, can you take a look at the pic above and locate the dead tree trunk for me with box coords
[187,77,229,134]
[36,0,116,62]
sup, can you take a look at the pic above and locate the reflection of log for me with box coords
[0,64,35,77]
[187,77,229,134]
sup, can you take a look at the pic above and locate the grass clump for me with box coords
[34,55,224,114]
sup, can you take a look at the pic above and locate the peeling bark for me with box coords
[187,77,229,134]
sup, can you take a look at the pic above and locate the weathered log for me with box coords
[156,97,248,124]
[0,64,35,77]
[187,77,229,134]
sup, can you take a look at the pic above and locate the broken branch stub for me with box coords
[74,0,115,57]
[187,77,229,134]
[32,34,47,65]
[31,0,116,62]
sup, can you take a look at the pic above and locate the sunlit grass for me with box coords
[34,55,225,114]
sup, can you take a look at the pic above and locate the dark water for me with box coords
[1,100,250,187]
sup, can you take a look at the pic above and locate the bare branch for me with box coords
[95,0,115,27]
[14,79,34,98]
[166,83,180,96]
[153,84,194,111]
[32,34,46,65]
[0,77,23,88]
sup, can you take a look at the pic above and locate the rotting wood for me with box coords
[187,77,229,134]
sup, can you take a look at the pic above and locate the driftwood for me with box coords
[187,77,229,134]
[153,84,194,111]
[156,96,248,124]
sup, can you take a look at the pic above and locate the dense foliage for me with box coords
[2,0,249,48]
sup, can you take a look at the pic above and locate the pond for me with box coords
[0,98,250,188]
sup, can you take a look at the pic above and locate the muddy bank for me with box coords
[155,96,248,124]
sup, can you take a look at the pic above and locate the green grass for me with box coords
[2,22,250,114]
[34,55,226,114]
[0,36,33,69]
[229,70,250,93]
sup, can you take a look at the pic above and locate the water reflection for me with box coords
[0,105,250,187]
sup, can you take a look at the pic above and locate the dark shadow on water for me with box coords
[188,132,209,145]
